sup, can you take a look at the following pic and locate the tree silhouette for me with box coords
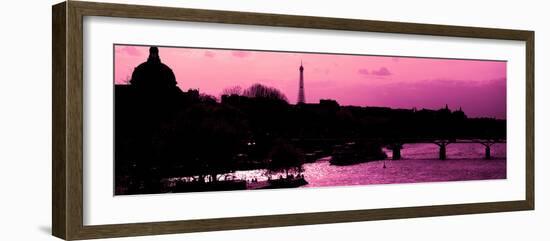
[167,103,250,183]
[243,83,288,102]
[222,86,243,96]
[267,139,304,178]
[114,46,506,195]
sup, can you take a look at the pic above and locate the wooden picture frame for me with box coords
[52,1,534,240]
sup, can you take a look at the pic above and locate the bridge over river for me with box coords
[291,137,506,160]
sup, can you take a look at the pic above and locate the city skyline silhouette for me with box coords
[114,46,506,195]
[115,44,506,119]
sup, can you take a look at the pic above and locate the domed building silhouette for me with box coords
[129,46,180,93]
[114,46,199,195]
[114,46,200,129]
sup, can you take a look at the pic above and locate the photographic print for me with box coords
[114,44,506,195]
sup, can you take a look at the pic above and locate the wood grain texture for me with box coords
[72,1,533,40]
[525,32,535,209]
[52,2,67,239]
[66,2,85,240]
[74,201,531,240]
[51,1,535,240]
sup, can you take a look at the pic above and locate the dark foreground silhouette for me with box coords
[114,47,506,195]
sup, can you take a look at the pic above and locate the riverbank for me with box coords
[118,143,506,194]
[232,143,506,188]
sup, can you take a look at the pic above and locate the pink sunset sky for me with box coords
[114,45,507,119]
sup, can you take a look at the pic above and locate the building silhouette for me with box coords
[129,46,179,92]
[297,61,305,104]
[114,46,506,195]
[114,46,202,194]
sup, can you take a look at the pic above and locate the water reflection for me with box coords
[228,143,506,188]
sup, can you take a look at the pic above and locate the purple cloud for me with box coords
[371,67,392,76]
[354,78,506,118]
[358,68,369,75]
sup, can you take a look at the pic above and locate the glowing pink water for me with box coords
[231,143,506,188]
